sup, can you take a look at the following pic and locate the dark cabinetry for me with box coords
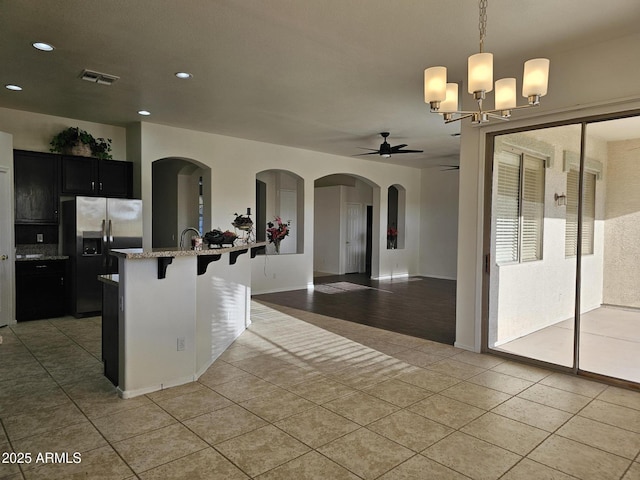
[101,280,119,385]
[15,260,67,321]
[13,150,59,224]
[61,156,132,198]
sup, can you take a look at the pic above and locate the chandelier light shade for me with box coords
[424,66,447,104]
[468,52,493,94]
[495,78,516,112]
[522,58,550,100]
[440,83,459,113]
[424,0,549,124]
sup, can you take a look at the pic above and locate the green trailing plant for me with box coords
[49,127,113,159]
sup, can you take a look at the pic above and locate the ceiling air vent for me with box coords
[80,69,119,85]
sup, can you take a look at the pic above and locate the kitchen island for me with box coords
[105,243,266,398]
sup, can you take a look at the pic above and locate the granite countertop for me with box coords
[15,254,69,262]
[110,242,267,260]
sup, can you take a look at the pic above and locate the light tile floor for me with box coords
[0,301,639,479]
[495,306,640,383]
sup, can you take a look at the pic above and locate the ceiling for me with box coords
[2,0,640,168]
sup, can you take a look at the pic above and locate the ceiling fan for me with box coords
[354,132,423,158]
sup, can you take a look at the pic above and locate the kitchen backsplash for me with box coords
[15,243,59,257]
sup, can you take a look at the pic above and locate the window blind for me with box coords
[496,153,521,264]
[565,169,595,256]
[521,155,545,262]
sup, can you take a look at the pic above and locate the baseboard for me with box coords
[372,273,409,280]
[418,273,457,281]
[117,373,196,399]
[453,341,477,352]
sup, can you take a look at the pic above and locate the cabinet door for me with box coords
[14,150,59,224]
[15,260,66,321]
[61,156,98,195]
[99,160,132,198]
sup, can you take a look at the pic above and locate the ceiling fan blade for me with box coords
[390,144,408,151]
[352,151,382,156]
[439,165,459,171]
[393,149,424,154]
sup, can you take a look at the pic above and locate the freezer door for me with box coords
[107,199,143,250]
[76,196,107,247]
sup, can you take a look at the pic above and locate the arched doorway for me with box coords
[152,157,211,248]
[314,174,377,278]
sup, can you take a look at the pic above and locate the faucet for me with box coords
[180,227,201,249]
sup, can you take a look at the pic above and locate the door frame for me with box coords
[481,109,640,389]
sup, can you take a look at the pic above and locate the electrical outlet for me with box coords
[177,337,185,351]
[36,233,43,243]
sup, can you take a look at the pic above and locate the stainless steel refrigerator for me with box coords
[63,196,142,317]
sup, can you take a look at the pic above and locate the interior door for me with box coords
[345,202,363,273]
[0,166,14,326]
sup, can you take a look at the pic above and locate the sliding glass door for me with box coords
[487,114,640,384]
[488,124,581,368]
[578,118,640,383]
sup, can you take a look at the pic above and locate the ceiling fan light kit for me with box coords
[354,132,423,158]
[424,0,549,124]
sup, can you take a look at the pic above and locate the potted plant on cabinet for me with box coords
[49,127,113,159]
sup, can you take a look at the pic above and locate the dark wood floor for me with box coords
[253,274,456,344]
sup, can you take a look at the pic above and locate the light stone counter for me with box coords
[110,243,265,259]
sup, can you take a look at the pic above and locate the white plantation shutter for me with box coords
[582,172,595,255]
[495,151,545,265]
[565,169,579,257]
[565,170,595,257]
[521,155,545,262]
[496,152,521,264]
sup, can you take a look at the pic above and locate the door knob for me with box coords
[0,255,7,261]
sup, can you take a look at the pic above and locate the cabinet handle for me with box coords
[91,181,95,191]
[35,265,48,269]
[100,182,103,191]
[60,276,64,286]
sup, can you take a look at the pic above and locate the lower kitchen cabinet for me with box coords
[15,259,67,321]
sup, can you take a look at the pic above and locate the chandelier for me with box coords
[424,0,549,124]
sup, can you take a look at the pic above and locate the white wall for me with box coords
[0,107,126,160]
[603,139,640,308]
[456,30,640,352]
[419,168,459,280]
[136,122,421,294]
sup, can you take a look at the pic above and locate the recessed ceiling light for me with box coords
[175,72,192,79]
[138,110,151,116]
[5,84,23,91]
[32,42,55,52]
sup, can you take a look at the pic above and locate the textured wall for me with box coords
[603,139,640,307]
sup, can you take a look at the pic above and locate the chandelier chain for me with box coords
[478,0,488,53]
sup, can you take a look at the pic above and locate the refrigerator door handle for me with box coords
[109,219,114,243]
[102,219,107,243]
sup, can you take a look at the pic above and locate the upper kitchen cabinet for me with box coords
[61,156,133,198]
[14,150,60,224]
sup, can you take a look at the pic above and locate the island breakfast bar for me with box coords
[104,243,266,398]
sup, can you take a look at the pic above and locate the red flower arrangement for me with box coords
[266,216,290,253]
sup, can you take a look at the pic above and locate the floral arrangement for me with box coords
[387,226,398,249]
[267,216,290,253]
[204,229,237,247]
